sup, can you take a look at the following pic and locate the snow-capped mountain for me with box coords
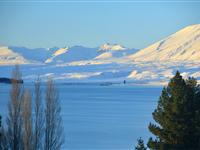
[95,43,137,60]
[0,44,136,65]
[129,24,200,62]
[125,24,200,84]
[1,24,200,85]
[99,43,126,51]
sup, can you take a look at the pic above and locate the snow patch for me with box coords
[45,47,68,63]
[95,52,112,59]
[53,47,68,56]
[0,46,29,65]
[128,70,158,80]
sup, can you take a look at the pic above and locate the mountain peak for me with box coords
[99,43,126,51]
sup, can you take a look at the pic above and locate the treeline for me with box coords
[0,66,64,150]
[135,71,200,150]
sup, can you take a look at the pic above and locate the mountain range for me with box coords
[0,24,200,85]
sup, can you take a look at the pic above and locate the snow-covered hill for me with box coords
[1,24,200,85]
[0,46,29,65]
[126,24,200,84]
[129,24,200,62]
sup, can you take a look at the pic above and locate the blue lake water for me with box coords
[0,83,162,150]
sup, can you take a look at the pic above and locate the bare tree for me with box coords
[33,77,44,150]
[0,115,8,149]
[4,67,65,150]
[22,90,33,150]
[44,78,64,150]
[0,124,9,150]
[7,65,24,150]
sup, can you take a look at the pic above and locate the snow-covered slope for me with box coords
[45,46,99,63]
[95,52,112,59]
[95,43,137,60]
[0,46,29,65]
[95,49,137,60]
[45,47,69,63]
[1,24,200,85]
[129,24,200,62]
[125,24,200,84]
[9,46,53,63]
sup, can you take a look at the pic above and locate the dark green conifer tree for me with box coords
[135,137,147,150]
[0,115,1,137]
[0,115,1,148]
[148,71,200,150]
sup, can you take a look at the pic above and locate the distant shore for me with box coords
[0,77,23,84]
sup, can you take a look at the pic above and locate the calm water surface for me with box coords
[0,83,162,150]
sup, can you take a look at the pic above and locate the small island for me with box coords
[0,77,23,84]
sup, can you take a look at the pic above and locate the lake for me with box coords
[0,83,162,150]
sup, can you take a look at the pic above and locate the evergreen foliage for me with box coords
[148,71,200,150]
[135,137,147,150]
[0,115,1,136]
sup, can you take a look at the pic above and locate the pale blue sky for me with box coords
[0,0,200,49]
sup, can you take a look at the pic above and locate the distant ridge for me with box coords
[128,24,200,62]
[0,44,136,65]
[0,24,200,85]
